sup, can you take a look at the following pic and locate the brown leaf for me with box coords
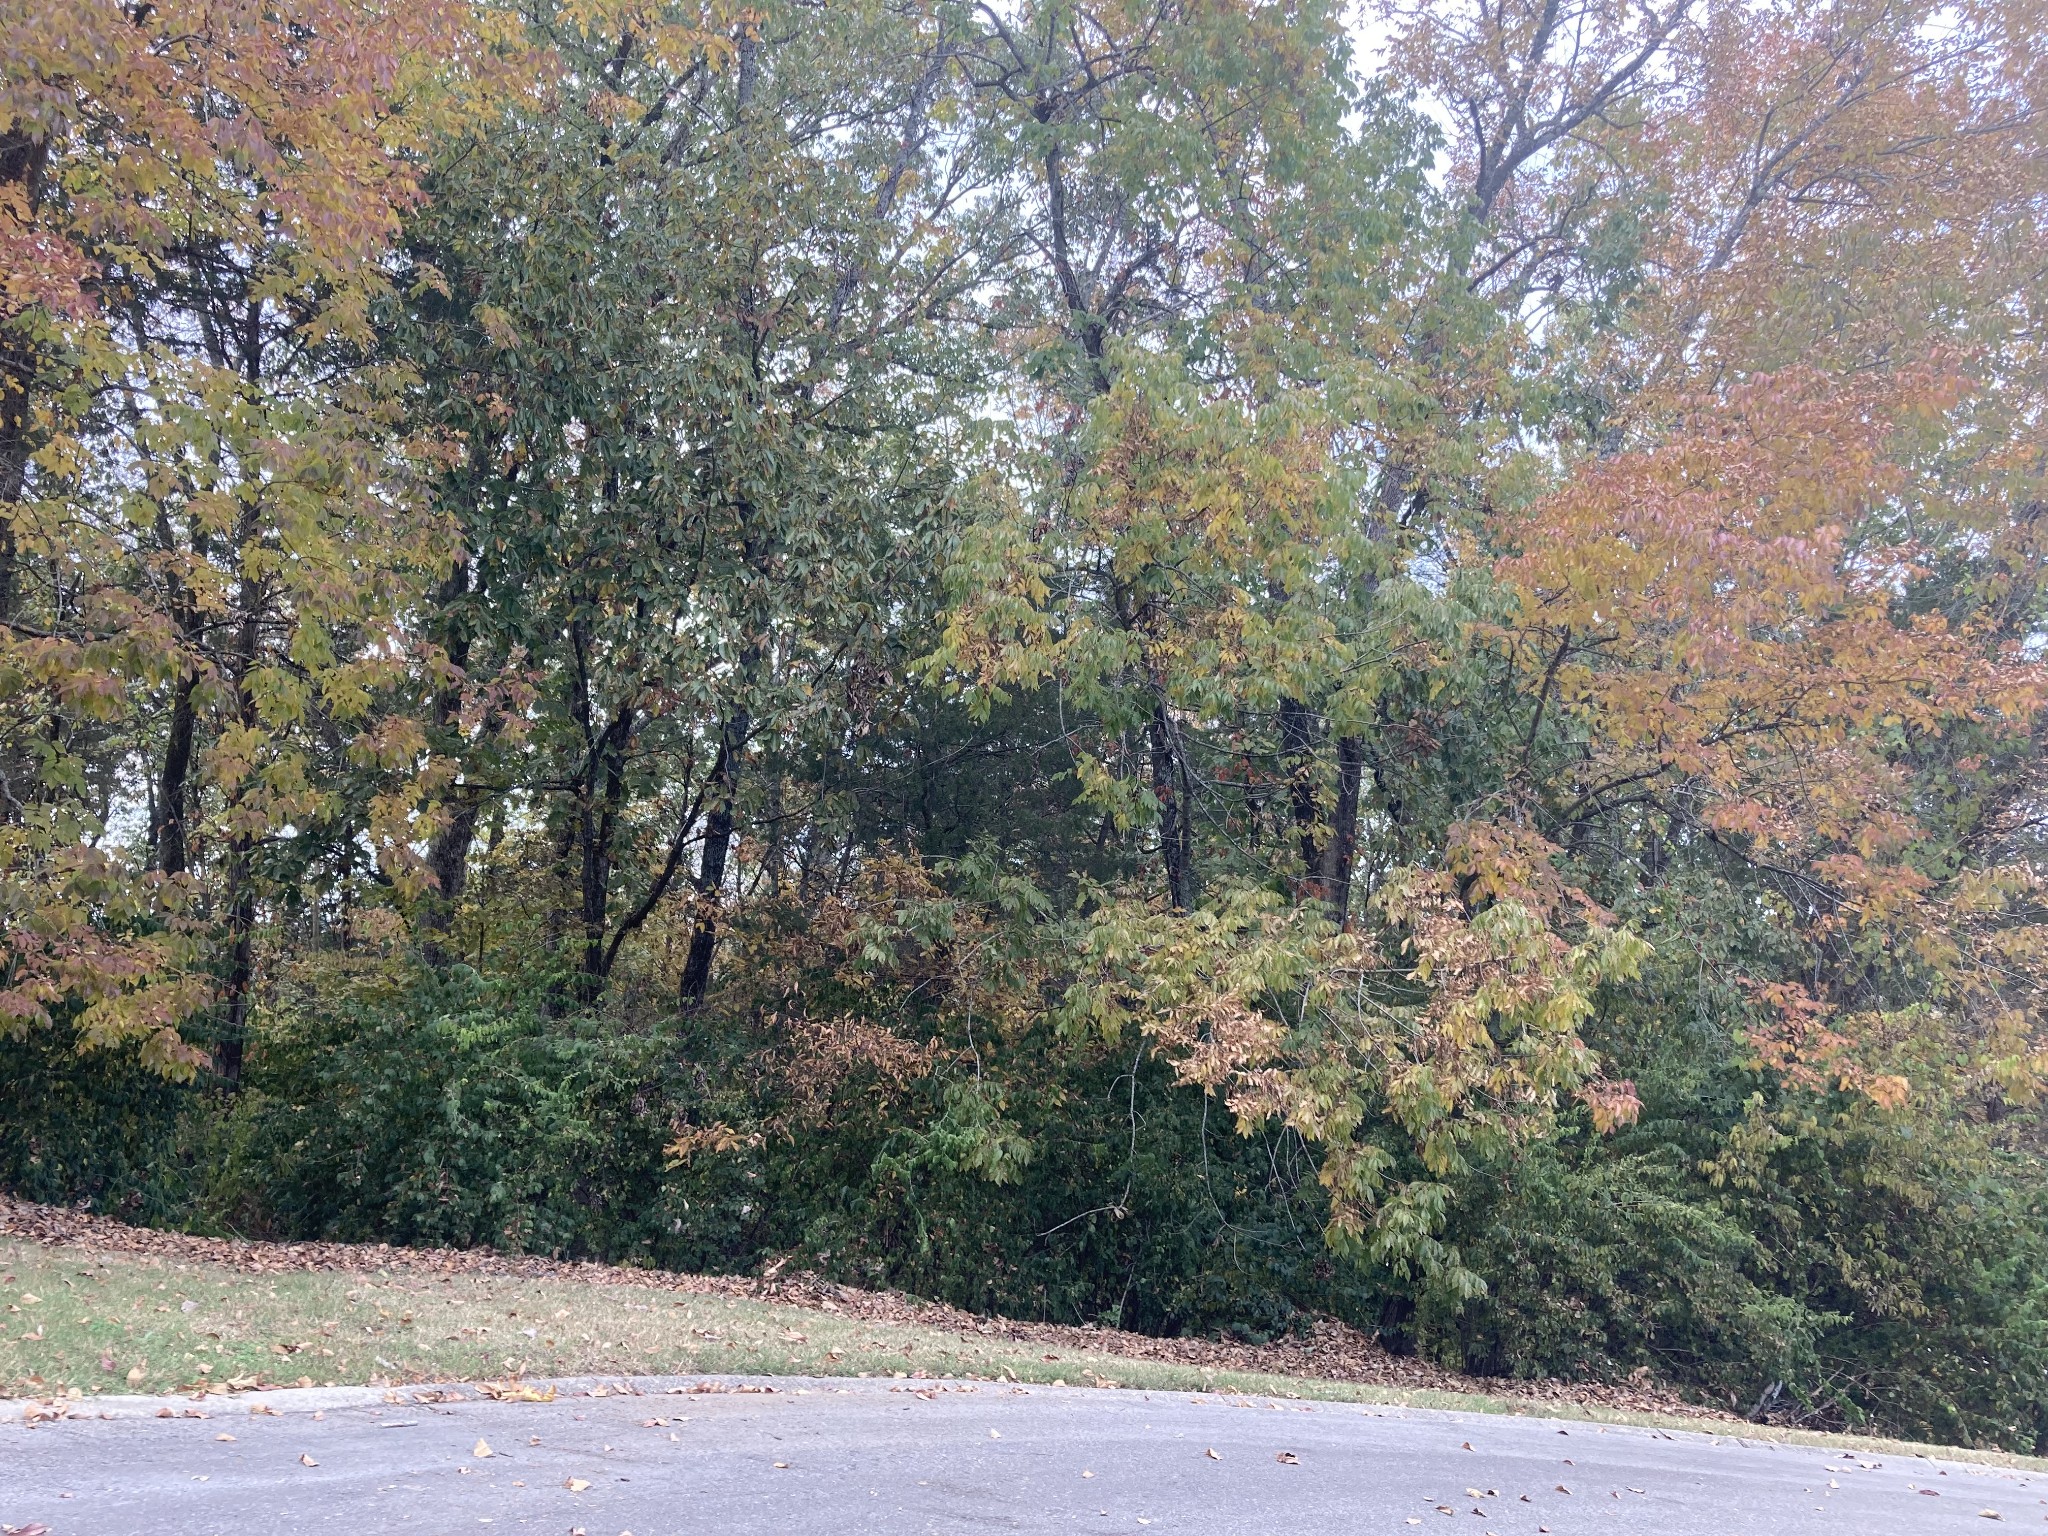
[564,1478,590,1492]
[298,1453,318,1467]
[1205,1448,1221,1460]
[1275,1452,1300,1465]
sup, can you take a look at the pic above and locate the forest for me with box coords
[5,0,2048,1451]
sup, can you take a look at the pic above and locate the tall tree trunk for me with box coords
[217,605,262,1087]
[1279,695,1324,885]
[1319,735,1365,926]
[1148,694,1195,912]
[214,296,268,1088]
[679,704,750,1005]
[420,554,477,964]
[153,669,197,874]
[578,708,633,1000]
[1278,698,1364,926]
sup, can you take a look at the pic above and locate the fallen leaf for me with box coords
[1276,1452,1300,1465]
[1979,1512,2003,1521]
[565,1478,590,1492]
[473,1439,493,1459]
[215,1433,236,1442]
[1205,1448,1220,1461]
[773,1462,789,1469]
[1461,1442,1474,1451]
[299,1454,318,1467]
[126,1366,147,1387]
[476,1382,554,1403]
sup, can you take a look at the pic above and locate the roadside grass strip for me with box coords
[6,1234,2043,1472]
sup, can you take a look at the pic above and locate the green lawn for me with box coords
[5,1234,2041,1472]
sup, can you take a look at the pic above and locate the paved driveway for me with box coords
[1,1376,2036,1533]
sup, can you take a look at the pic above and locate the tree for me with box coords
[1,0,471,1076]
[392,0,996,1004]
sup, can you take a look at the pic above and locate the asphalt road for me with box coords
[1,1375,2038,1534]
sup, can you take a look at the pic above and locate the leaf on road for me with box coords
[1205,1448,1220,1461]
[215,1433,235,1442]
[478,1381,555,1403]
[564,1478,590,1492]
[473,1438,493,1458]
[299,1454,318,1467]
[1276,1452,1300,1465]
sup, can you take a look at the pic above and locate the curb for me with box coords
[0,1373,808,1424]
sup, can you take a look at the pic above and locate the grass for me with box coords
[5,1234,2043,1472]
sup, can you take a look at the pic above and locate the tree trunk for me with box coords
[217,608,262,1088]
[679,705,750,1005]
[420,555,477,964]
[153,669,197,874]
[1279,698,1364,926]
[214,297,268,1088]
[1279,695,1324,885]
[1319,734,1365,926]
[577,707,634,1002]
[1148,694,1195,912]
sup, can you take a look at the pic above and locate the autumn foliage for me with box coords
[6,0,2048,1450]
